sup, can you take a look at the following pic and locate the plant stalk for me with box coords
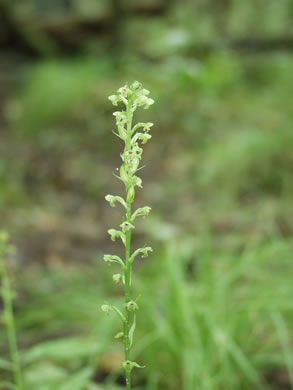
[124,100,133,390]
[0,245,23,390]
[105,82,154,390]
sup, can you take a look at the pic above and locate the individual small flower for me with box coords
[141,88,150,96]
[132,132,151,146]
[143,122,154,132]
[101,304,111,314]
[118,85,130,98]
[130,144,143,158]
[108,229,126,245]
[112,273,123,284]
[127,157,140,175]
[132,176,142,188]
[120,221,135,233]
[104,254,112,263]
[131,80,141,90]
[138,133,152,144]
[141,246,153,258]
[105,195,126,208]
[132,206,151,220]
[114,331,124,339]
[129,246,153,262]
[108,95,119,106]
[108,229,121,241]
[144,98,154,109]
[122,360,145,372]
[126,301,139,312]
[136,95,148,107]
[103,254,124,267]
[113,111,127,126]
[105,194,116,207]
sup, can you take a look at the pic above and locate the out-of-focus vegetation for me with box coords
[1,0,293,389]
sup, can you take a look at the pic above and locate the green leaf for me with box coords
[271,311,293,384]
[24,338,98,364]
[59,367,93,390]
[129,314,136,347]
[24,361,67,389]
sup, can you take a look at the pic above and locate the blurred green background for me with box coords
[0,1,293,389]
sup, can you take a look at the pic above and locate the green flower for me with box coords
[120,221,135,233]
[126,301,139,312]
[108,95,119,106]
[101,304,111,314]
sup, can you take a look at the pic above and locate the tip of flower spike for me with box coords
[131,81,142,90]
[112,274,123,284]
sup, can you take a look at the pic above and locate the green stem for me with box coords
[124,215,132,390]
[123,98,134,390]
[0,250,23,390]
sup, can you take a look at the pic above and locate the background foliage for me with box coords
[0,0,293,389]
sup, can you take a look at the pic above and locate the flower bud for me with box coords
[101,304,111,314]
[112,274,123,284]
[127,187,135,203]
[120,165,128,182]
[114,332,124,339]
[131,81,141,90]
